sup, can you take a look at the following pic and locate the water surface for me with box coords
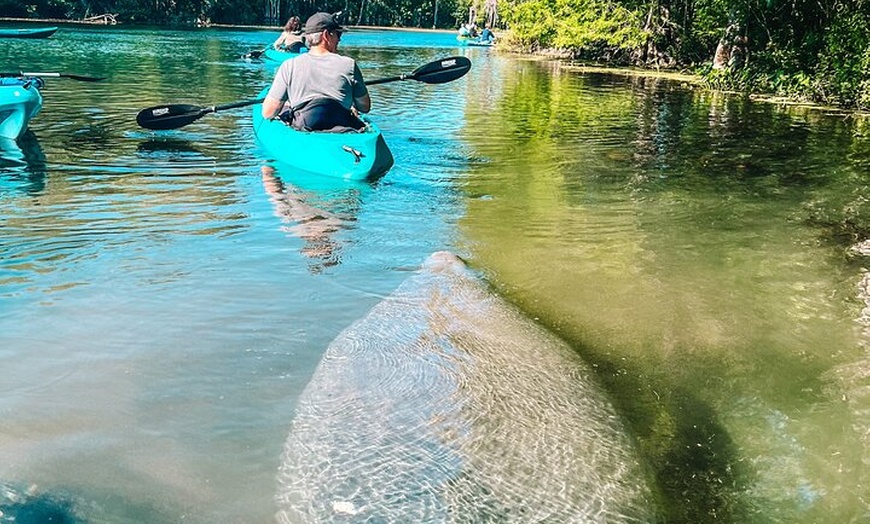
[2,25,869,523]
[458,58,870,522]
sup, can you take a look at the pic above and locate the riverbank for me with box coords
[5,16,865,118]
[0,16,456,33]
[514,53,870,119]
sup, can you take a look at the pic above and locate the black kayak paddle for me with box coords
[136,56,472,131]
[242,49,267,60]
[0,72,105,82]
[367,56,472,85]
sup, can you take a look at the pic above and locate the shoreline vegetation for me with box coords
[3,16,867,119]
[2,0,867,112]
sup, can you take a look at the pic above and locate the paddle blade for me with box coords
[57,73,106,82]
[243,49,265,60]
[136,104,208,130]
[410,56,471,84]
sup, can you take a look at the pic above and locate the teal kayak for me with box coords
[252,88,394,181]
[0,77,43,140]
[0,27,58,39]
[263,47,304,65]
[460,38,495,47]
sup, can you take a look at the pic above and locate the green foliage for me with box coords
[500,0,558,47]
[0,0,29,16]
[816,3,870,109]
[3,0,867,109]
[0,0,459,28]
[498,0,868,109]
[501,0,644,56]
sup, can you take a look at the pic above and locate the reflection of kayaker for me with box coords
[260,165,348,272]
[0,131,47,195]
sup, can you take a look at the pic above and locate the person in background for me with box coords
[261,12,370,132]
[479,25,495,43]
[273,16,304,51]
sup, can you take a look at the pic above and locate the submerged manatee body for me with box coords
[0,483,79,524]
[276,252,656,523]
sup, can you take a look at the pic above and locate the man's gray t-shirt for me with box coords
[266,52,368,110]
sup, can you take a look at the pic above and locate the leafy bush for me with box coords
[501,0,644,56]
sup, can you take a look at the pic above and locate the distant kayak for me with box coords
[263,47,305,65]
[0,27,58,39]
[460,37,495,47]
[252,88,394,181]
[0,77,43,140]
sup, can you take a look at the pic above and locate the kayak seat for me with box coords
[281,97,365,134]
[287,41,307,53]
[277,41,307,53]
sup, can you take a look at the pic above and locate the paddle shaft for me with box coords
[0,72,105,82]
[367,75,406,86]
[137,56,471,130]
[213,98,265,112]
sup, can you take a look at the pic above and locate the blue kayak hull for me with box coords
[0,79,43,140]
[460,38,495,47]
[0,27,58,38]
[252,90,393,181]
[263,48,303,65]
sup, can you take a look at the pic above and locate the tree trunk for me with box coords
[356,0,366,25]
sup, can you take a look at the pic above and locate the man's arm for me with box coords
[262,95,285,119]
[354,93,371,114]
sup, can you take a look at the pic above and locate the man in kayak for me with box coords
[261,12,370,132]
[479,26,495,43]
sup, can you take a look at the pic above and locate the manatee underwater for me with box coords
[275,251,657,523]
[0,483,79,524]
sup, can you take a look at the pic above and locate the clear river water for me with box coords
[2,24,869,523]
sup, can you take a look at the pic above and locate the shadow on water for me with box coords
[0,132,47,195]
[136,137,204,155]
[588,353,748,522]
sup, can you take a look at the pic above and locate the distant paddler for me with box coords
[272,15,306,53]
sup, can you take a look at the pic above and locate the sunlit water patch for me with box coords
[457,56,870,522]
[1,27,474,524]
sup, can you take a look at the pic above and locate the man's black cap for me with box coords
[303,12,345,34]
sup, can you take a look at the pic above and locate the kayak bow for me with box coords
[0,27,58,39]
[0,77,43,140]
